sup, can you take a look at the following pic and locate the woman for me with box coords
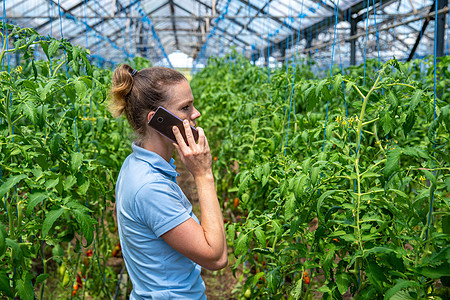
[109,64,227,299]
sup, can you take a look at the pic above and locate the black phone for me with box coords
[148,106,199,145]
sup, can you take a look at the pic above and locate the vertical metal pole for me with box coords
[306,31,313,59]
[350,18,357,65]
[436,0,448,57]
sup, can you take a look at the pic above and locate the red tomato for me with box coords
[233,198,239,209]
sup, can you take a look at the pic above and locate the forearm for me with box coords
[195,173,227,258]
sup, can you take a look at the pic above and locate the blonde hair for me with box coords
[109,65,186,137]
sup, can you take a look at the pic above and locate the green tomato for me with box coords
[58,264,66,277]
[244,288,251,298]
[62,272,70,287]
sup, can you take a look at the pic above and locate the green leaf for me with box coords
[272,219,282,236]
[262,162,271,187]
[238,173,251,197]
[384,279,420,300]
[40,80,55,100]
[266,266,281,294]
[335,273,351,294]
[70,152,84,171]
[324,206,343,223]
[21,100,38,125]
[421,169,436,187]
[63,175,77,190]
[78,178,90,195]
[17,272,34,300]
[384,148,401,178]
[388,90,399,112]
[366,260,385,292]
[72,209,96,246]
[0,272,13,298]
[322,245,335,279]
[42,207,65,239]
[45,176,59,189]
[227,223,236,241]
[35,274,49,284]
[235,233,248,256]
[408,89,422,113]
[294,174,307,199]
[317,190,336,224]
[0,174,27,199]
[5,238,22,259]
[381,112,392,135]
[254,166,262,181]
[284,192,296,219]
[73,78,87,100]
[321,85,331,102]
[47,40,60,58]
[390,290,416,300]
[250,119,258,133]
[52,244,65,263]
[254,228,266,248]
[402,113,415,135]
[0,225,6,256]
[316,79,327,97]
[443,215,450,234]
[27,192,48,216]
[310,167,319,186]
[419,264,450,279]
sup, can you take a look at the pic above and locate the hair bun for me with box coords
[109,64,134,117]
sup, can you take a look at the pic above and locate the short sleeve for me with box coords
[134,180,191,237]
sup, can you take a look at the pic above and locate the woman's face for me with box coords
[165,79,200,127]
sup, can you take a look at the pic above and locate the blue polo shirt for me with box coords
[115,142,206,299]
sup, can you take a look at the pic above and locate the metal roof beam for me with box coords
[35,0,92,32]
[67,0,163,46]
[234,0,290,28]
[222,0,275,49]
[308,0,340,15]
[191,0,275,50]
[171,1,252,49]
[190,0,271,40]
[168,0,179,50]
[257,0,384,60]
[66,0,163,44]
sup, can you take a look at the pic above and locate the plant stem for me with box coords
[0,34,7,64]
[52,61,66,77]
[362,117,379,126]
[354,67,386,255]
[40,242,47,300]
[373,123,386,157]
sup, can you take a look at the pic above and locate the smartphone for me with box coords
[148,106,199,145]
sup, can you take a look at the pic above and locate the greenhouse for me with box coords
[0,0,449,299]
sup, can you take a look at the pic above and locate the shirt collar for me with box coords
[131,142,179,178]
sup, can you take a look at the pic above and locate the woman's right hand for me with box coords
[172,119,212,179]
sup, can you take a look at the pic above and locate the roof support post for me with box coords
[350,18,357,65]
[306,31,313,58]
[436,0,448,57]
[407,3,435,60]
[168,0,179,50]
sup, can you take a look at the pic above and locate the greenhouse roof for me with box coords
[1,0,449,68]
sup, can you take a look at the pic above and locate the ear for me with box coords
[147,111,155,123]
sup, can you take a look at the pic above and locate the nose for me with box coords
[191,107,201,121]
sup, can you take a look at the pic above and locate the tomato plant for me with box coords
[192,52,450,299]
[0,23,143,299]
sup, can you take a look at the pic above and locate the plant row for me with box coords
[0,23,143,299]
[191,52,450,299]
